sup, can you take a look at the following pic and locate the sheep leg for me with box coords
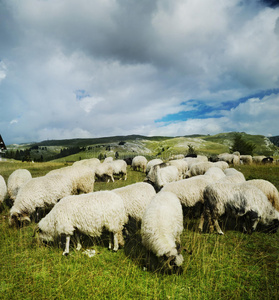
[75,232,82,251]
[113,232,119,251]
[198,213,205,233]
[213,219,224,235]
[63,235,71,256]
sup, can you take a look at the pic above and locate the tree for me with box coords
[187,144,197,156]
[230,133,256,155]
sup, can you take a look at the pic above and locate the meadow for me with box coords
[0,161,279,299]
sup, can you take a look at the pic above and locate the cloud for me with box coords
[0,0,279,144]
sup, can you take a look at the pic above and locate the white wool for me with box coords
[145,164,180,192]
[113,182,156,222]
[7,169,32,201]
[10,174,73,220]
[73,158,101,169]
[104,157,113,163]
[95,163,114,182]
[218,153,240,165]
[146,159,164,174]
[252,156,266,164]
[204,182,279,234]
[187,161,228,178]
[38,191,128,250]
[246,179,279,211]
[108,159,127,180]
[141,191,184,266]
[240,155,253,165]
[204,167,226,182]
[47,165,95,194]
[184,155,208,169]
[132,156,148,173]
[222,168,246,183]
[0,175,7,204]
[168,159,188,179]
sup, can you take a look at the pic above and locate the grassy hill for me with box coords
[5,132,279,162]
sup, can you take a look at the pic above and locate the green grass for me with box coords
[0,162,279,299]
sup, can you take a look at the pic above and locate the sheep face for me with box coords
[9,212,31,227]
[38,229,54,243]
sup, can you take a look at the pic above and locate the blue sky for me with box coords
[0,0,279,145]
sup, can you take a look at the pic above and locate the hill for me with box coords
[4,132,279,162]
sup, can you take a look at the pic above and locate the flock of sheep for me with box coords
[0,151,279,271]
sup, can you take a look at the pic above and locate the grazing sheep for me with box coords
[7,169,32,202]
[184,155,208,169]
[47,165,95,194]
[168,159,188,179]
[0,175,7,205]
[146,159,164,174]
[203,182,279,235]
[132,156,148,173]
[246,179,279,211]
[252,156,266,164]
[218,153,240,165]
[144,164,180,192]
[240,155,253,165]
[222,168,246,183]
[36,191,128,255]
[262,157,273,164]
[169,154,185,160]
[113,182,156,223]
[9,174,73,226]
[104,157,113,163]
[108,159,127,180]
[141,191,186,270]
[95,163,114,182]
[186,161,228,178]
[73,158,101,169]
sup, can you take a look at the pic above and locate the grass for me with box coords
[0,162,279,299]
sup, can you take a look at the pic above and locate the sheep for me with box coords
[222,168,246,183]
[72,158,101,169]
[108,159,127,180]
[203,182,279,235]
[113,182,156,223]
[169,154,185,160]
[141,191,187,270]
[240,155,253,165]
[7,169,32,202]
[132,156,148,173]
[186,161,228,178]
[95,162,114,182]
[36,191,128,255]
[184,155,208,169]
[146,159,164,174]
[0,175,7,205]
[46,165,95,194]
[161,168,225,232]
[104,157,113,163]
[144,164,180,192]
[9,174,73,226]
[168,159,188,179]
[245,179,279,211]
[218,153,240,165]
[252,156,266,164]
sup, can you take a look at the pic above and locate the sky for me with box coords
[0,0,279,145]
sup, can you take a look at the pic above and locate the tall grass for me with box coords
[0,162,279,299]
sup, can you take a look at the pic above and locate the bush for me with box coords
[230,133,256,155]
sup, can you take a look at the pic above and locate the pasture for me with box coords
[0,161,279,299]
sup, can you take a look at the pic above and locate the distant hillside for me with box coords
[5,132,279,162]
[269,136,279,147]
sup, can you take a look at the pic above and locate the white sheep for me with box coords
[144,164,180,192]
[252,156,266,164]
[240,155,253,165]
[169,154,185,160]
[168,159,188,179]
[141,191,186,270]
[113,182,156,223]
[203,182,279,235]
[218,153,240,165]
[222,168,246,183]
[9,174,73,226]
[95,162,114,182]
[108,159,127,180]
[47,165,95,194]
[186,161,228,177]
[245,179,279,211]
[0,175,7,205]
[36,191,128,255]
[104,157,113,163]
[132,156,148,173]
[146,159,164,174]
[73,158,101,169]
[184,155,208,169]
[7,169,32,202]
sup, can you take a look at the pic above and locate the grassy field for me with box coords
[0,162,279,299]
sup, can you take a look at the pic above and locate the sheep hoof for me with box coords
[63,252,69,256]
